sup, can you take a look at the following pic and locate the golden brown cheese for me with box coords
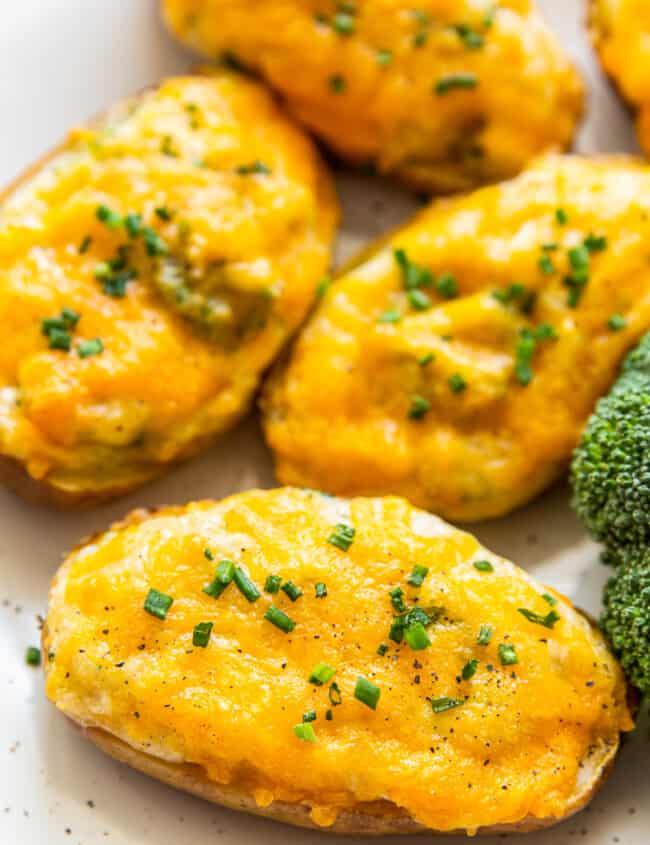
[161,0,583,193]
[263,156,650,522]
[589,0,650,156]
[44,488,632,834]
[0,72,337,502]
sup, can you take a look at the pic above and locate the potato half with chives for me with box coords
[0,70,337,505]
[262,155,650,521]
[43,487,632,835]
[589,0,650,156]
[161,0,583,193]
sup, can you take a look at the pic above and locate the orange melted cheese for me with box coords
[0,72,337,496]
[44,488,632,832]
[263,156,650,521]
[162,0,583,193]
[590,0,650,156]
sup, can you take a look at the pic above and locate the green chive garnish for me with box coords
[389,586,407,612]
[204,548,214,560]
[144,588,173,620]
[192,621,213,648]
[608,314,626,331]
[538,254,555,275]
[302,710,317,722]
[407,565,429,586]
[309,662,336,685]
[328,523,355,551]
[236,160,271,175]
[203,559,235,599]
[404,622,431,650]
[498,643,519,665]
[434,73,478,95]
[408,288,431,310]
[354,676,380,710]
[542,593,557,606]
[376,643,388,656]
[315,582,328,598]
[25,646,41,667]
[281,580,303,602]
[517,607,561,629]
[124,213,143,238]
[264,574,282,593]
[418,352,434,366]
[77,338,104,358]
[477,624,493,645]
[555,208,568,225]
[294,723,317,742]
[436,273,459,299]
[408,394,431,420]
[79,235,92,254]
[376,49,393,66]
[332,11,354,34]
[329,74,346,93]
[431,696,463,713]
[329,682,342,706]
[473,559,493,573]
[155,206,173,221]
[448,373,466,393]
[378,309,401,323]
[264,605,296,633]
[584,233,607,252]
[462,658,479,680]
[316,276,331,298]
[96,204,122,228]
[233,566,260,602]
[453,23,484,49]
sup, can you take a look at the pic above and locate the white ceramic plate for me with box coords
[0,2,646,843]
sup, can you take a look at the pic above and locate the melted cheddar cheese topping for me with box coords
[590,0,650,155]
[162,0,583,193]
[44,488,632,833]
[263,156,650,521]
[0,72,337,497]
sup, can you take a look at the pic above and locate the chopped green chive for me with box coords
[376,643,389,656]
[264,605,296,633]
[264,574,282,593]
[302,710,317,723]
[294,722,317,742]
[376,49,393,66]
[498,643,519,665]
[329,681,342,706]
[233,566,261,602]
[315,582,328,598]
[142,227,168,257]
[436,273,459,299]
[309,662,336,685]
[462,658,479,680]
[328,523,355,551]
[332,11,355,34]
[394,248,433,290]
[584,233,607,252]
[79,235,92,254]
[236,160,271,175]
[435,73,478,96]
[453,23,484,49]
[404,621,431,650]
[418,352,434,366]
[378,309,401,323]
[281,580,303,602]
[329,74,346,93]
[492,283,527,306]
[518,607,561,629]
[161,135,178,157]
[542,593,558,606]
[203,559,236,598]
[25,646,41,667]
[96,204,122,228]
[608,314,627,331]
[325,709,333,720]
[448,373,466,393]
[408,288,431,310]
[77,338,104,358]
[155,206,173,221]
[431,696,463,713]
[514,324,557,386]
[407,564,429,587]
[44,327,71,351]
[477,624,493,645]
[354,676,380,710]
[192,621,213,647]
[555,208,568,225]
[538,254,555,275]
[144,588,173,620]
[408,394,431,420]
[473,559,494,573]
[316,276,331,298]
[124,213,143,239]
[204,548,214,560]
[389,586,407,613]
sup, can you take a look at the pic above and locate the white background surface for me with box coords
[0,2,647,843]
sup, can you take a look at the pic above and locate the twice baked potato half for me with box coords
[0,71,337,506]
[161,0,583,193]
[44,488,633,835]
[589,0,650,156]
[263,155,650,522]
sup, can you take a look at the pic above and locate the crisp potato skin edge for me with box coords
[42,504,626,835]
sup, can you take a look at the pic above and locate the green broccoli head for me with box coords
[601,552,650,694]
[571,332,650,564]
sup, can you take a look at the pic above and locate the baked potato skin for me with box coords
[589,0,650,156]
[263,155,650,522]
[44,488,633,834]
[161,0,583,193]
[0,72,337,505]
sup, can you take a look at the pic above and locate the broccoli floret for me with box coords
[571,331,650,565]
[601,552,650,694]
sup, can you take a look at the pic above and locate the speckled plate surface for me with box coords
[0,1,647,843]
